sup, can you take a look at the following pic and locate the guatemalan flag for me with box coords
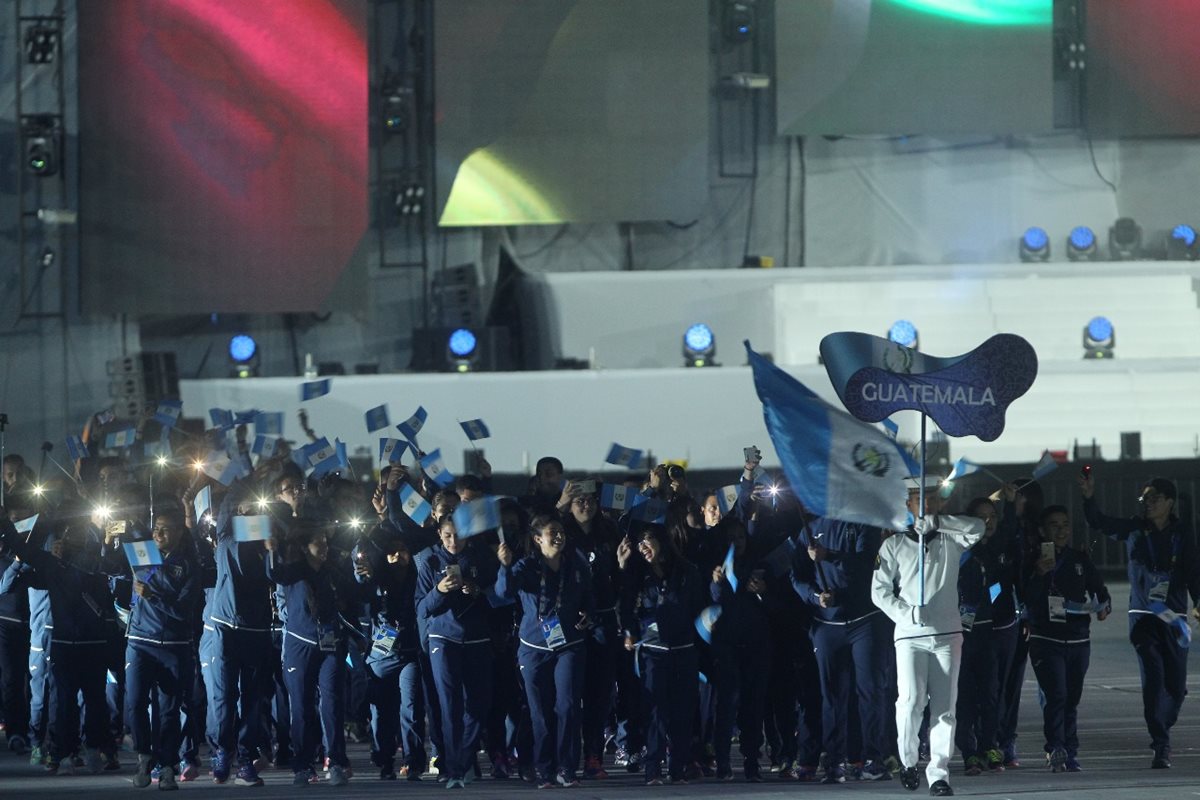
[746,341,915,531]
[233,515,272,542]
[452,497,502,538]
[106,427,137,450]
[252,435,280,459]
[365,405,390,433]
[1031,451,1058,480]
[420,449,455,488]
[379,437,408,464]
[397,406,428,444]
[255,412,284,436]
[123,539,164,568]
[599,483,635,511]
[947,456,983,482]
[459,419,491,441]
[399,484,432,525]
[65,434,89,462]
[694,604,723,644]
[300,379,331,401]
[605,443,643,469]
[153,399,183,428]
[716,484,741,515]
[209,408,234,429]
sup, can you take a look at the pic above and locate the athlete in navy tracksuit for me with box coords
[1081,474,1200,768]
[415,517,498,789]
[267,521,360,786]
[618,523,706,785]
[207,483,276,786]
[117,507,201,789]
[792,518,891,782]
[496,514,595,788]
[708,518,771,782]
[0,517,113,774]
[354,525,426,780]
[0,500,38,755]
[1025,505,1110,772]
[9,522,55,764]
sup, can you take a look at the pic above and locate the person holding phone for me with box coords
[1080,472,1200,768]
[415,517,497,789]
[495,515,594,788]
[1024,505,1110,772]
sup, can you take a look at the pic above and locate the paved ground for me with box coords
[4,583,1200,799]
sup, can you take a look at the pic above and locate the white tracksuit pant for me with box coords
[895,633,962,785]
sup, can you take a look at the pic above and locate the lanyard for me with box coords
[1048,552,1067,595]
[1144,530,1179,574]
[537,559,566,620]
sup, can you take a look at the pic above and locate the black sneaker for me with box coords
[929,779,954,796]
[1152,746,1171,769]
[901,766,921,791]
[821,764,846,784]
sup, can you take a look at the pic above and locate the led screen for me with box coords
[79,0,368,313]
[776,0,1055,135]
[433,0,709,226]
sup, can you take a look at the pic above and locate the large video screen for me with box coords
[79,0,368,314]
[776,0,1055,135]
[433,0,709,226]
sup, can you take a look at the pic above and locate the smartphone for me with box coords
[576,480,597,495]
[1040,541,1056,561]
[106,520,128,537]
[445,564,462,581]
[1080,464,1092,478]
[744,446,761,463]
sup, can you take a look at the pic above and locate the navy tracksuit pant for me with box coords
[641,646,698,780]
[581,622,619,762]
[367,650,425,772]
[125,641,194,766]
[48,641,108,760]
[712,641,769,774]
[1130,615,1189,751]
[518,641,585,780]
[955,624,1003,758]
[209,625,271,765]
[0,620,30,742]
[282,636,349,771]
[1029,638,1090,755]
[429,639,492,780]
[810,615,888,765]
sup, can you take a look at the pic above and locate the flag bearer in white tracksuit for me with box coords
[871,477,984,798]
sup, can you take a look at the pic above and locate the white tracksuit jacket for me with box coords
[871,515,986,639]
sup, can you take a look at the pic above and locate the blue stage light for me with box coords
[1019,226,1050,262]
[1083,316,1115,359]
[1069,226,1095,250]
[1086,316,1113,343]
[448,328,477,358]
[229,334,257,363]
[888,320,919,349]
[1172,224,1196,248]
[683,323,716,367]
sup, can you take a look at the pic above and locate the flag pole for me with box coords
[919,412,927,608]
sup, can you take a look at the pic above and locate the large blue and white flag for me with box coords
[153,399,183,428]
[379,437,408,464]
[252,434,281,459]
[254,412,284,436]
[747,342,915,531]
[881,418,899,440]
[300,379,331,401]
[420,449,455,488]
[605,443,643,469]
[1031,451,1058,481]
[14,515,38,535]
[233,515,273,542]
[65,434,89,462]
[397,406,428,444]
[399,484,432,525]
[452,497,502,538]
[193,486,212,523]
[106,426,137,450]
[599,483,635,512]
[365,405,391,433]
[459,419,491,441]
[123,539,164,568]
[716,484,741,516]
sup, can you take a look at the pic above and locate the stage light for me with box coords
[887,320,919,350]
[22,115,60,177]
[724,1,755,42]
[24,25,58,64]
[396,184,426,217]
[447,328,478,372]
[1167,224,1198,261]
[1108,218,1142,260]
[1066,226,1097,261]
[229,334,259,378]
[1083,316,1114,359]
[683,323,716,367]
[1019,227,1050,262]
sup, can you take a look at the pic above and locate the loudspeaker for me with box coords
[1120,432,1142,461]
[106,352,179,419]
[409,327,512,372]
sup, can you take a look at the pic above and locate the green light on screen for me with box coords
[887,0,1050,26]
[439,148,563,226]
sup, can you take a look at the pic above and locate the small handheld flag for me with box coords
[605,443,643,469]
[365,405,390,433]
[397,406,428,443]
[14,515,38,535]
[599,483,634,511]
[694,604,723,644]
[254,412,284,436]
[208,408,234,429]
[65,434,89,462]
[300,379,331,401]
[95,408,116,425]
[194,486,212,523]
[306,438,340,478]
[106,427,137,450]
[123,539,164,568]
[452,497,502,538]
[232,515,273,542]
[722,543,738,593]
[203,452,250,486]
[716,484,740,516]
[251,434,280,459]
[460,419,491,441]
[1031,451,1058,481]
[379,437,408,464]
[420,449,455,488]
[629,496,667,524]
[399,484,432,525]
[153,399,183,428]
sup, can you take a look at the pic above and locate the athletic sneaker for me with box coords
[821,764,846,784]
[178,760,200,782]
[235,763,264,787]
[964,755,984,776]
[985,749,1005,772]
[1047,747,1067,773]
[1065,756,1082,772]
[862,760,892,780]
[328,764,349,786]
[557,771,580,788]
[211,750,230,784]
[158,765,178,791]
[134,754,154,788]
[294,768,319,785]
